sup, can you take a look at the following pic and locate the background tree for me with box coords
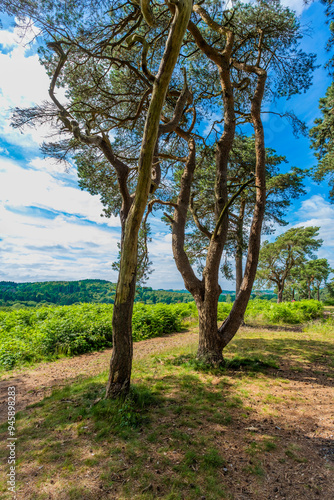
[256,227,323,302]
[295,258,332,300]
[178,135,306,296]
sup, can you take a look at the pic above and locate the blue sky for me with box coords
[0,0,333,290]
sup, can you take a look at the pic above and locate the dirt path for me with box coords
[0,329,198,423]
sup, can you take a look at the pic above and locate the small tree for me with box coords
[296,258,332,300]
[256,227,323,302]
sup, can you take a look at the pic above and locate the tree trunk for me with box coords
[196,287,223,365]
[106,276,136,398]
[171,31,236,365]
[317,287,320,301]
[106,0,192,398]
[235,199,246,296]
[218,69,267,350]
[277,287,283,303]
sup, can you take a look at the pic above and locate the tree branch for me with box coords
[212,175,255,241]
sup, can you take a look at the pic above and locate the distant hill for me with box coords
[0,280,277,308]
[0,279,116,307]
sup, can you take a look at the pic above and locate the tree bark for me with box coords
[277,286,283,303]
[106,0,192,398]
[196,287,224,365]
[219,69,267,350]
[235,199,246,296]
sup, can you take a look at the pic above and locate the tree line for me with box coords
[0,280,279,307]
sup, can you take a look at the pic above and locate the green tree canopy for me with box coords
[294,258,332,300]
[310,0,334,198]
[256,226,323,302]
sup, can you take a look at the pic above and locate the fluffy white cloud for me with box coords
[224,0,308,15]
[0,157,120,227]
[0,25,123,283]
[0,155,122,282]
[280,0,308,15]
[294,195,334,264]
[0,23,66,150]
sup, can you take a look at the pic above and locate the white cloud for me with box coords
[0,155,122,282]
[0,199,120,282]
[0,25,123,283]
[0,157,120,227]
[289,195,334,266]
[224,0,308,15]
[281,0,308,15]
[0,24,66,151]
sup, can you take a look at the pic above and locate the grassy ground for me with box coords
[0,325,334,499]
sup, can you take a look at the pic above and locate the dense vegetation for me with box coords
[0,300,323,371]
[0,280,277,308]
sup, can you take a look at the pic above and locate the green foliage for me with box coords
[310,83,334,192]
[0,298,325,371]
[39,304,113,355]
[245,299,324,324]
[256,226,323,297]
[0,303,191,370]
[0,280,200,308]
[303,315,334,335]
[217,302,233,321]
[132,304,182,340]
[293,258,333,300]
[0,279,116,306]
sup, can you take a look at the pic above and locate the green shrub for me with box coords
[245,299,323,324]
[217,302,233,321]
[303,316,334,334]
[40,304,113,355]
[132,303,182,340]
[0,302,189,369]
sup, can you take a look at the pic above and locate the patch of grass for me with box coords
[285,444,308,463]
[202,448,226,469]
[167,352,278,374]
[225,356,279,371]
[244,462,265,477]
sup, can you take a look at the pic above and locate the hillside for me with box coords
[0,280,277,308]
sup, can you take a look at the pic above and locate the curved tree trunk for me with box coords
[235,199,246,296]
[219,70,267,351]
[106,0,193,398]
